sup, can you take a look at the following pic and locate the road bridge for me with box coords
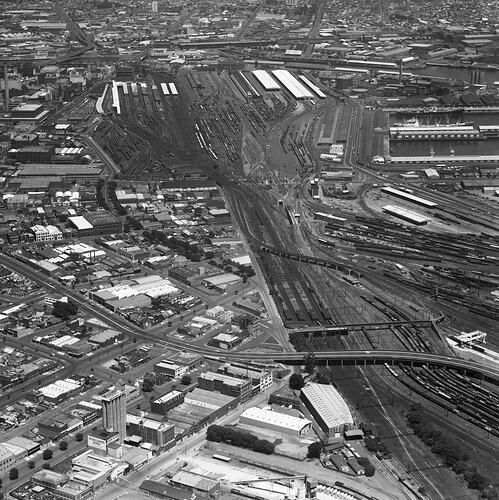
[254,242,362,278]
[223,350,499,385]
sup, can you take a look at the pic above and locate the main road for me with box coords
[2,252,498,388]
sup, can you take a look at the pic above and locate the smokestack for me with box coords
[4,64,9,112]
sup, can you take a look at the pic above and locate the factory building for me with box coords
[126,412,175,449]
[101,388,126,444]
[217,362,273,392]
[198,371,252,402]
[154,361,187,380]
[30,225,63,242]
[240,407,312,436]
[300,383,354,438]
[151,390,185,415]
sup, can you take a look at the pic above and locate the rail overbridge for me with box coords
[290,320,433,337]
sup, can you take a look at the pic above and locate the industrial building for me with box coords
[239,407,312,436]
[271,69,314,99]
[381,186,438,208]
[300,383,354,438]
[208,332,242,350]
[0,437,40,473]
[87,430,120,454]
[126,412,175,448]
[252,70,280,91]
[167,388,238,436]
[217,362,273,392]
[37,378,84,404]
[171,470,221,497]
[101,387,127,444]
[389,154,499,165]
[389,125,481,140]
[31,470,93,500]
[151,390,185,415]
[30,224,63,242]
[140,480,208,500]
[154,361,187,380]
[382,205,431,225]
[198,371,252,402]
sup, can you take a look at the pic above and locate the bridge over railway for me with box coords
[222,350,499,385]
[290,320,433,335]
[254,242,363,278]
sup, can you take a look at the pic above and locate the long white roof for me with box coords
[241,407,311,432]
[383,204,431,224]
[252,70,280,91]
[298,75,326,98]
[68,216,93,230]
[272,70,313,99]
[301,383,353,429]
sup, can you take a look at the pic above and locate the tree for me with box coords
[142,377,155,392]
[28,461,35,469]
[181,374,192,385]
[357,457,370,466]
[42,463,51,470]
[59,441,68,451]
[43,449,53,460]
[307,441,323,459]
[468,471,490,491]
[289,373,304,390]
[9,468,19,480]
[52,300,78,321]
[75,433,83,442]
[365,439,378,453]
[364,464,376,477]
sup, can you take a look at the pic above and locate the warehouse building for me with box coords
[300,383,354,438]
[154,361,187,380]
[167,389,237,437]
[382,205,431,225]
[240,407,312,436]
[198,372,252,402]
[37,378,84,404]
[218,362,273,392]
[171,470,220,497]
[126,412,175,449]
[151,390,185,415]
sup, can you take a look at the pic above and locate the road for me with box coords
[91,380,286,500]
[1,253,497,385]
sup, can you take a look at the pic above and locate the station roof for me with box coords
[382,204,430,224]
[381,186,438,207]
[251,70,280,91]
[271,69,314,99]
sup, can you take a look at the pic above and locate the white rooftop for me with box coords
[301,383,354,429]
[241,407,311,432]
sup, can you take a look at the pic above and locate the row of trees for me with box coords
[206,425,275,455]
[407,405,496,497]
[288,332,342,353]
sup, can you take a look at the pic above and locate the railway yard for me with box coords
[82,62,499,499]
